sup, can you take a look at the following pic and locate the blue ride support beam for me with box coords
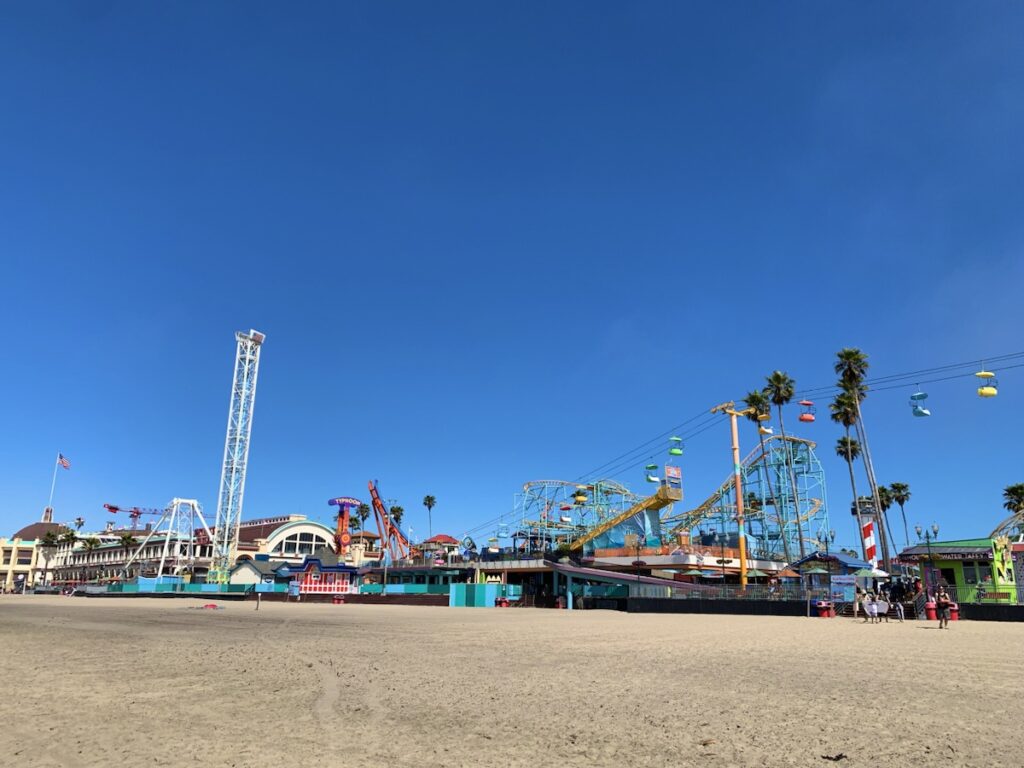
[567,574,574,610]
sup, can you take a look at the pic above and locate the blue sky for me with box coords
[2,3,1022,554]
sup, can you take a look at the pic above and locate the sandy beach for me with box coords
[0,597,1020,767]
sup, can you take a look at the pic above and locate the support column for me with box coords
[567,575,574,610]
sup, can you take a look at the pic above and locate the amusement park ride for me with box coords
[104,503,164,529]
[368,480,412,560]
[328,497,361,557]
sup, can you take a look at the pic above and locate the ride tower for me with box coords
[208,329,265,583]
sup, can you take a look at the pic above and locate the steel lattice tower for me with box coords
[209,329,265,582]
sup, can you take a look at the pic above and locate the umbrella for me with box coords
[777,568,801,579]
[680,569,704,576]
[802,567,830,575]
[852,567,874,577]
[745,568,770,578]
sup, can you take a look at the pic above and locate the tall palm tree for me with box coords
[833,347,891,570]
[831,390,867,560]
[60,529,77,546]
[356,503,370,544]
[423,495,437,539]
[742,389,792,564]
[888,483,912,550]
[118,532,138,550]
[389,505,404,528]
[764,371,806,559]
[39,531,59,587]
[875,485,898,555]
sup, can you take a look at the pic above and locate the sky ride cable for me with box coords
[794,350,1024,398]
[463,351,1024,541]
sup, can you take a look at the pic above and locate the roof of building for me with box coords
[10,521,67,541]
[281,547,358,574]
[790,551,872,570]
[899,539,995,559]
[231,559,280,577]
[424,534,459,545]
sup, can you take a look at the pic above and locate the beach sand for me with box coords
[1,596,1020,767]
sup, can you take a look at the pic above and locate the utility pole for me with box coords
[711,402,755,589]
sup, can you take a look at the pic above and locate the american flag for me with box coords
[57,453,70,469]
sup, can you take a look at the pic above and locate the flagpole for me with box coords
[47,453,60,511]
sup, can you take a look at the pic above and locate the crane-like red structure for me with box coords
[368,481,410,561]
[104,503,164,529]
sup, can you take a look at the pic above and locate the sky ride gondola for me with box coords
[798,400,816,423]
[668,437,684,456]
[976,367,998,398]
[644,462,660,483]
[909,386,931,417]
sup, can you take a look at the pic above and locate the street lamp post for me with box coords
[915,524,940,595]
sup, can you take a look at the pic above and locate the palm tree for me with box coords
[356,503,370,544]
[764,370,806,559]
[831,389,867,560]
[73,517,85,531]
[118,532,138,552]
[888,483,912,550]
[742,389,792,563]
[39,531,59,587]
[389,506,405,528]
[423,495,437,539]
[60,529,77,546]
[875,485,898,554]
[1002,483,1024,514]
[1000,484,1024,536]
[834,347,891,570]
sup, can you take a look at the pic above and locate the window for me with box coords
[963,562,978,584]
[271,531,329,556]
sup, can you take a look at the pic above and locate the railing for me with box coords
[922,584,1018,606]
[628,583,831,601]
[300,582,358,594]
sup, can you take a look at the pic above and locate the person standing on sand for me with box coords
[854,584,864,619]
[936,586,953,629]
[864,593,877,624]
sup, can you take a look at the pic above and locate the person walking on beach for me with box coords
[854,584,864,619]
[936,586,953,629]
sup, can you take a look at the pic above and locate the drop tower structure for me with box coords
[208,329,265,583]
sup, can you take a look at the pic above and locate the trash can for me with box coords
[925,601,937,621]
[332,594,345,605]
[815,601,832,618]
[950,603,959,621]
[494,597,509,608]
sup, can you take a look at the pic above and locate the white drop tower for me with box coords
[209,329,265,582]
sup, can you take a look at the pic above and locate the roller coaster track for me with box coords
[662,435,818,537]
[569,484,682,551]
